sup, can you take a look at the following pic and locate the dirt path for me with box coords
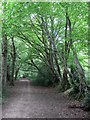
[2,79,90,118]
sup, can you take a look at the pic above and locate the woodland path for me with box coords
[2,79,90,118]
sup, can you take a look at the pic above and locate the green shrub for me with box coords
[82,87,90,111]
[2,87,9,103]
[33,64,52,86]
[31,63,59,86]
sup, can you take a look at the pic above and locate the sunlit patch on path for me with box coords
[19,79,30,82]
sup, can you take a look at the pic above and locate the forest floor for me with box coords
[2,79,90,118]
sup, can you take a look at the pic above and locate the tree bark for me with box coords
[61,12,71,90]
[1,33,8,87]
[15,65,21,80]
[7,64,11,82]
[72,45,88,96]
[50,16,62,82]
[41,16,56,83]
[10,37,16,86]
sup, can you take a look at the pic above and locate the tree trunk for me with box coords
[15,65,21,80]
[72,45,88,97]
[50,16,62,82]
[41,16,56,83]
[7,64,11,83]
[1,33,8,87]
[61,12,71,90]
[10,37,16,86]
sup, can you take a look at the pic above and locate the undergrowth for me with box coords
[2,87,9,103]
